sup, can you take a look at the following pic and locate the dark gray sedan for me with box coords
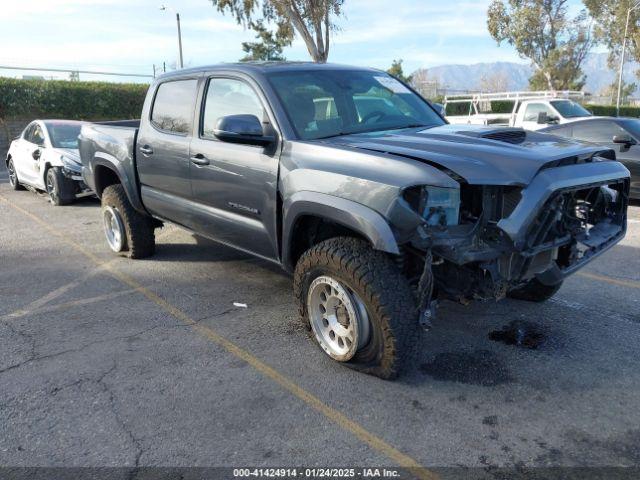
[542,117,640,199]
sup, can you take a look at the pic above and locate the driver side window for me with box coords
[31,125,45,146]
[202,78,265,139]
[524,103,554,122]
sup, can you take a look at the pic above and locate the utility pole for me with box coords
[160,5,184,69]
[617,1,640,116]
[176,13,184,69]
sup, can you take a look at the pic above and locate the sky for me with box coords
[0,0,585,83]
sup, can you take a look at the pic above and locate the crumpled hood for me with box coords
[53,148,81,164]
[321,124,613,186]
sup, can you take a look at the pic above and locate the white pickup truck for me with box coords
[444,91,593,131]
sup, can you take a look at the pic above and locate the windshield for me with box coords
[47,123,82,149]
[267,70,445,140]
[550,100,592,119]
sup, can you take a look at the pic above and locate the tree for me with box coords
[208,0,344,63]
[387,59,412,84]
[410,68,434,97]
[600,80,638,104]
[584,1,640,74]
[487,0,593,90]
[240,20,292,61]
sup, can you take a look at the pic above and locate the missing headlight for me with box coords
[403,186,460,226]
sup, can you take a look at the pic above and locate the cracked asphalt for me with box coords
[1,160,640,477]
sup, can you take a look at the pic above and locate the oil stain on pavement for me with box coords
[489,320,548,350]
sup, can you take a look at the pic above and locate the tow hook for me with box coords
[417,249,437,331]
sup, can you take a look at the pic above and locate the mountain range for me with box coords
[421,53,640,95]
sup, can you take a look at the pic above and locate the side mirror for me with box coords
[214,114,274,147]
[537,112,558,125]
[32,149,41,160]
[613,134,637,148]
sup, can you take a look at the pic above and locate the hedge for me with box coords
[584,104,640,118]
[0,77,149,121]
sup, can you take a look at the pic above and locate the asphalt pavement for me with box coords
[1,163,639,479]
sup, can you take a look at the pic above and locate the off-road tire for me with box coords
[101,184,155,259]
[46,167,74,206]
[508,278,562,302]
[7,159,24,191]
[294,237,420,380]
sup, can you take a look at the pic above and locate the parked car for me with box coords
[6,120,92,205]
[79,63,630,379]
[541,117,640,200]
[445,91,592,130]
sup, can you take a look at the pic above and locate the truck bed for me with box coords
[78,121,143,210]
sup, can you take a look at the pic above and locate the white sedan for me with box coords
[6,120,92,205]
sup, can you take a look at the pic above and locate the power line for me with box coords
[0,65,153,78]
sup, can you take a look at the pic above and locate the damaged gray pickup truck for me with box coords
[79,63,630,379]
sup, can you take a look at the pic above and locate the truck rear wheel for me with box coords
[101,184,155,259]
[508,278,562,302]
[294,237,419,380]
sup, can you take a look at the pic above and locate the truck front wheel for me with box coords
[294,237,419,380]
[101,184,155,259]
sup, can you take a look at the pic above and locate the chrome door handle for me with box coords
[190,154,210,166]
[139,145,154,156]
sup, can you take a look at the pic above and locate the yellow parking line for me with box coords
[577,271,640,290]
[0,194,437,480]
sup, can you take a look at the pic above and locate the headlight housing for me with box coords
[61,155,82,173]
[403,185,460,226]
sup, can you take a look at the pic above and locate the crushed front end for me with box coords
[392,157,630,325]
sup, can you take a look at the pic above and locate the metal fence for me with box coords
[0,65,156,83]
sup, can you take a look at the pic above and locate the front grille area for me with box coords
[522,179,628,272]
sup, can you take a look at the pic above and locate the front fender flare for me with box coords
[282,191,400,272]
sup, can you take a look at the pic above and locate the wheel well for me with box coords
[94,165,121,197]
[5,154,10,167]
[289,215,367,267]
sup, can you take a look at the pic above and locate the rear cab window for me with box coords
[151,79,199,135]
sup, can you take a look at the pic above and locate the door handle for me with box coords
[139,145,154,156]
[190,154,210,166]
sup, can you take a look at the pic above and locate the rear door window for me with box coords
[571,121,626,143]
[151,79,198,134]
[546,125,573,138]
[23,124,35,142]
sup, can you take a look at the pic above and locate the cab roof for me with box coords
[156,62,382,80]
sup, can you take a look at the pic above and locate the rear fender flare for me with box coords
[92,152,146,214]
[282,191,400,272]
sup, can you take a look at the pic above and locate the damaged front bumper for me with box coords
[62,165,94,198]
[404,160,630,314]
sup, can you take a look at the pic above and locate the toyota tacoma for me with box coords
[78,63,630,379]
